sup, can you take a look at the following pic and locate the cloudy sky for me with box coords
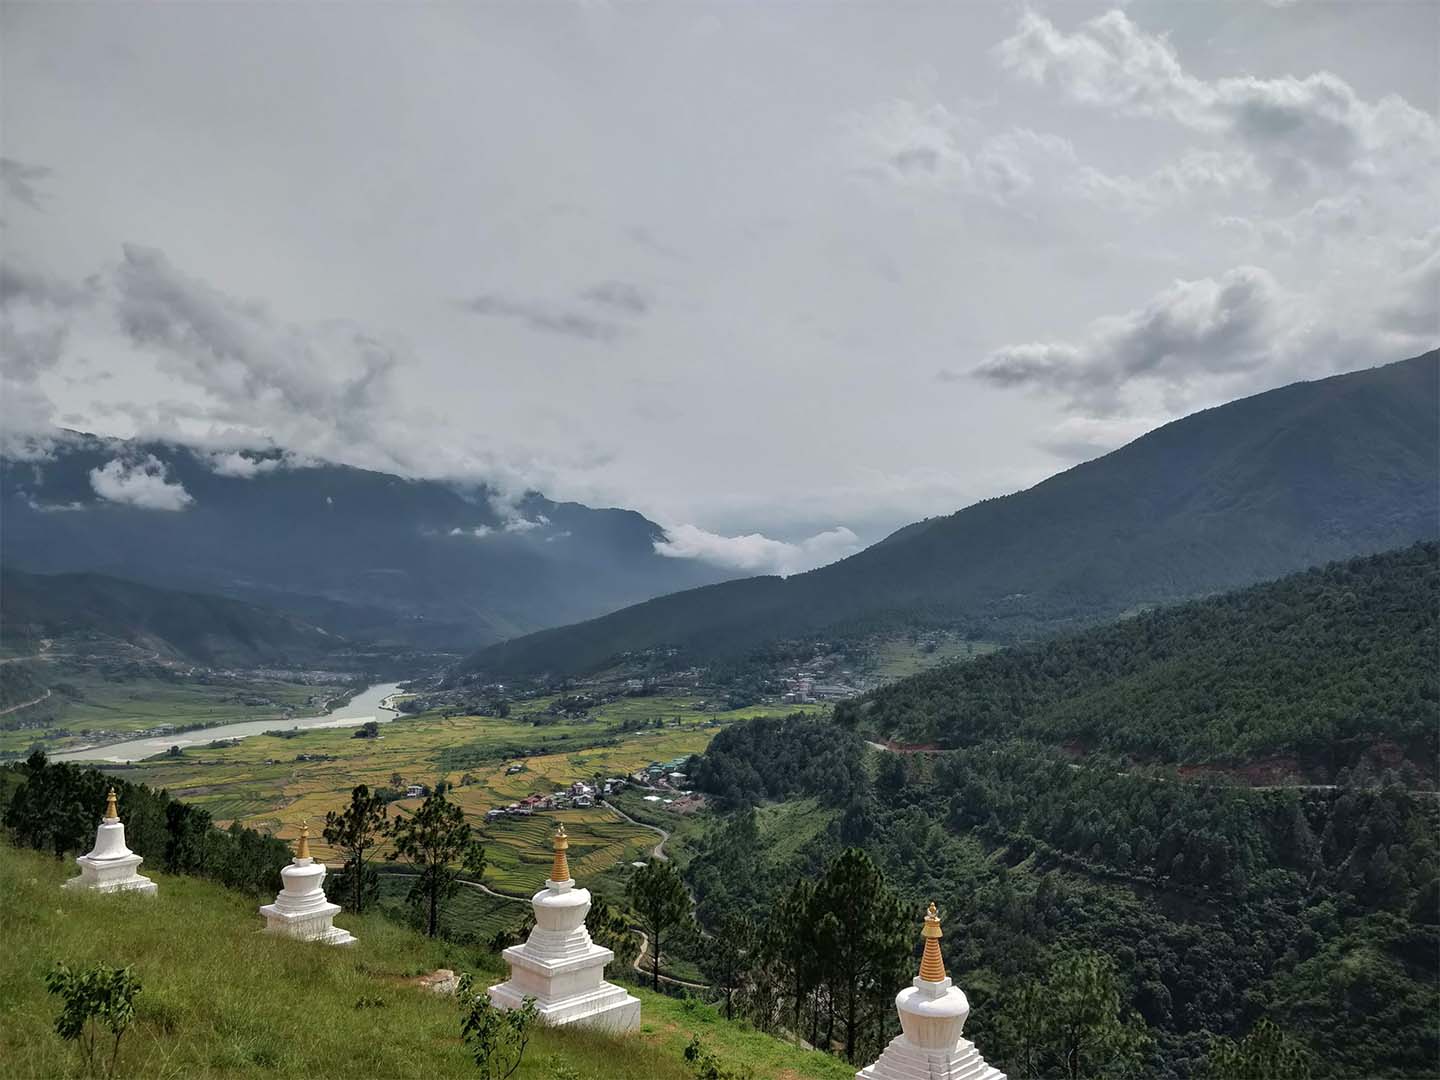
[2,1,1436,573]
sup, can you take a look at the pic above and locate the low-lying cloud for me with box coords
[89,455,194,510]
[654,523,862,576]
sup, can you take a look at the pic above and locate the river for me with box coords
[52,681,403,764]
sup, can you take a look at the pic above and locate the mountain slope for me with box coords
[839,542,1439,779]
[0,568,347,667]
[464,350,1439,675]
[0,439,733,648]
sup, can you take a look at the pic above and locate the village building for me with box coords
[63,788,156,897]
[488,826,640,1031]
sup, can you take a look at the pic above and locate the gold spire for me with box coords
[918,902,947,982]
[104,787,119,821]
[296,820,311,861]
[550,824,571,883]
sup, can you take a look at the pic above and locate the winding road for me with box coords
[606,802,670,861]
[0,688,51,716]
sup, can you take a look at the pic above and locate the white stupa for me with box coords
[857,903,1006,1080]
[258,822,356,946]
[488,825,640,1032]
[64,787,157,896]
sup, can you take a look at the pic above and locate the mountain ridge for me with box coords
[461,350,1440,676]
[0,566,350,668]
[0,436,735,649]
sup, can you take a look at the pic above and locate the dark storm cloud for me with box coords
[970,266,1282,413]
[0,157,53,210]
[462,293,623,343]
[580,281,651,316]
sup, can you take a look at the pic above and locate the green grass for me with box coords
[1,842,851,1079]
[868,636,1001,680]
[374,873,530,944]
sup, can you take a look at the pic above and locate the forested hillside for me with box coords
[839,543,1438,781]
[684,717,1440,1077]
[465,351,1439,676]
[1,568,348,668]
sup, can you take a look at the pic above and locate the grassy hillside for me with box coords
[840,543,1439,780]
[0,843,851,1080]
[1,568,347,668]
[465,350,1439,676]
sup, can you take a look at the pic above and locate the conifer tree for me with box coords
[627,859,690,991]
[323,784,388,914]
[812,848,909,1063]
[387,789,485,937]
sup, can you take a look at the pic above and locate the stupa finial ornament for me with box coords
[296,820,312,861]
[104,787,119,821]
[918,902,946,982]
[550,825,571,884]
[487,823,639,1031]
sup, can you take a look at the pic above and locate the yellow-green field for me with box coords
[106,695,819,892]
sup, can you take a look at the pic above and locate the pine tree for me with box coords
[627,859,691,991]
[323,784,388,914]
[387,790,485,937]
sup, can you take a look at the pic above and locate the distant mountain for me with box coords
[0,439,733,649]
[463,350,1439,675]
[0,567,346,668]
[840,542,1439,779]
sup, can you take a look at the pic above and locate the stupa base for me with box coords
[489,977,640,1033]
[258,900,357,946]
[63,853,157,896]
[856,1035,1006,1080]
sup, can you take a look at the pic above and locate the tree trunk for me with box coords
[845,975,858,1062]
[428,872,439,937]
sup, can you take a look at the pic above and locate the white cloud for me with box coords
[850,101,1259,216]
[205,450,285,478]
[89,455,194,510]
[995,9,1440,191]
[654,524,862,576]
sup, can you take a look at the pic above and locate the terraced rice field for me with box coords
[374,873,529,943]
[105,695,820,886]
